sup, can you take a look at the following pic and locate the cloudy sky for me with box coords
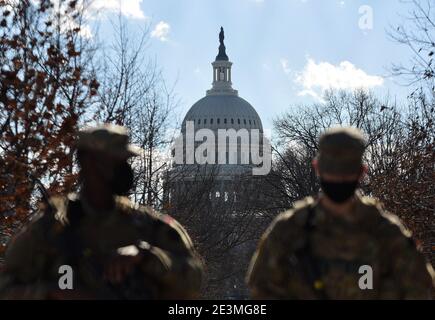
[87,0,417,129]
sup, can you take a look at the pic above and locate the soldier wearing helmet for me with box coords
[246,126,434,299]
[0,124,203,299]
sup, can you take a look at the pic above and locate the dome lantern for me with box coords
[182,27,263,133]
[207,27,238,96]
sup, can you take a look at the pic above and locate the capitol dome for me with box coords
[182,95,263,132]
[165,27,268,301]
[171,27,268,175]
[181,27,262,133]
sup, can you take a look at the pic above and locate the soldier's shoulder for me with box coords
[16,194,69,232]
[359,194,380,207]
[114,196,195,251]
[3,195,68,270]
[265,196,316,242]
[379,210,413,239]
[115,196,177,225]
[274,196,316,227]
[255,197,315,253]
[50,194,76,225]
[358,195,384,221]
[359,195,412,238]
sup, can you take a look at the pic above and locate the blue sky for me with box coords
[89,0,417,130]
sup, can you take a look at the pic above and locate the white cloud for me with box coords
[89,0,146,20]
[294,58,384,100]
[151,21,171,42]
[280,58,292,74]
[26,0,146,39]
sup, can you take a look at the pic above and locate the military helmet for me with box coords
[317,126,367,175]
[77,124,142,159]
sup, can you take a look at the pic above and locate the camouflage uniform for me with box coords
[246,127,434,299]
[0,124,203,299]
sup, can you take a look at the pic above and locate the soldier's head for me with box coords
[312,126,367,203]
[76,124,141,196]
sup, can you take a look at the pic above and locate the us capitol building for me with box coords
[164,28,268,298]
[166,27,266,205]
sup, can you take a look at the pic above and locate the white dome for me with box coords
[181,27,263,134]
[182,94,263,132]
[169,28,267,180]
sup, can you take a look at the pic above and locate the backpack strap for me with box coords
[295,201,328,299]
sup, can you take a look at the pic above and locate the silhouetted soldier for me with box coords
[0,124,203,299]
[246,127,434,299]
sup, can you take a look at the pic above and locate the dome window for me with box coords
[237,119,240,124]
[198,119,201,124]
[217,118,220,124]
[210,118,213,124]
[224,118,227,124]
[254,120,256,125]
[231,119,234,124]
[249,120,251,125]
[204,119,207,124]
[244,119,246,125]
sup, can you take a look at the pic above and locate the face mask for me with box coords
[320,179,358,203]
[111,162,134,195]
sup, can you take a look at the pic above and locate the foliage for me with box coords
[0,0,98,224]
